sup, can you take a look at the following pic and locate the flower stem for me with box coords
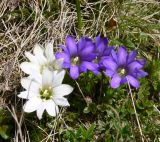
[75,81,87,104]
[127,79,144,142]
[75,0,83,36]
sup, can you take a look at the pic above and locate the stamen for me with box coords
[40,87,53,100]
[71,56,79,65]
[117,68,126,77]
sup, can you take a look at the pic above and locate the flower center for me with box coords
[40,87,53,100]
[117,68,126,77]
[71,56,80,66]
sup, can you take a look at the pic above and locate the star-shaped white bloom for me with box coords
[18,69,73,119]
[20,43,63,77]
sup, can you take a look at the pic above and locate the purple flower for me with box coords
[103,46,148,88]
[56,36,98,79]
[94,36,114,70]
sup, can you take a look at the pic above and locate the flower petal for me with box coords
[54,97,70,106]
[110,74,121,88]
[80,61,99,73]
[137,59,146,66]
[36,102,46,119]
[53,58,64,70]
[42,69,54,86]
[77,37,92,52]
[95,36,108,55]
[111,49,118,63]
[54,84,73,98]
[18,91,38,99]
[52,70,66,87]
[80,42,94,56]
[69,66,79,79]
[127,61,143,73]
[126,75,139,88]
[127,50,137,64]
[66,36,77,56]
[80,53,96,61]
[45,100,56,117]
[20,62,39,74]
[104,69,115,77]
[103,47,113,56]
[118,46,127,66]
[56,52,70,61]
[45,42,55,61]
[134,69,148,78]
[33,44,47,64]
[103,57,118,71]
[21,78,40,93]
[25,52,38,64]
[23,98,41,112]
[120,77,127,85]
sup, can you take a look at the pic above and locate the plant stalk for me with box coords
[127,79,144,142]
[75,0,83,36]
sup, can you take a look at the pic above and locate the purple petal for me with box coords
[56,52,70,63]
[95,36,108,54]
[80,42,94,56]
[137,59,146,66]
[96,36,108,47]
[120,77,127,85]
[118,46,127,66]
[63,62,71,68]
[134,69,148,78]
[126,75,139,88]
[127,50,137,64]
[79,65,87,73]
[80,61,99,73]
[103,57,118,71]
[127,61,143,73]
[69,66,79,79]
[111,49,118,63]
[110,74,122,88]
[77,37,93,52]
[80,53,96,61]
[104,69,115,77]
[103,46,114,56]
[66,36,77,56]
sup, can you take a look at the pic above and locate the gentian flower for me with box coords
[103,46,148,88]
[20,43,63,78]
[56,36,98,79]
[18,69,73,119]
[94,36,114,70]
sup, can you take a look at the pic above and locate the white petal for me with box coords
[54,84,73,98]
[54,58,64,70]
[45,100,56,117]
[20,63,42,84]
[20,62,38,74]
[21,78,40,93]
[42,69,54,86]
[54,97,70,106]
[18,91,37,99]
[33,44,47,64]
[25,52,38,64]
[52,70,66,87]
[23,98,42,112]
[28,69,42,84]
[36,102,46,119]
[33,44,44,55]
[45,43,55,61]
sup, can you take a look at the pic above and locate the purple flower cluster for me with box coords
[56,35,147,89]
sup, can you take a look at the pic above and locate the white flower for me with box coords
[18,69,73,119]
[20,43,63,77]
